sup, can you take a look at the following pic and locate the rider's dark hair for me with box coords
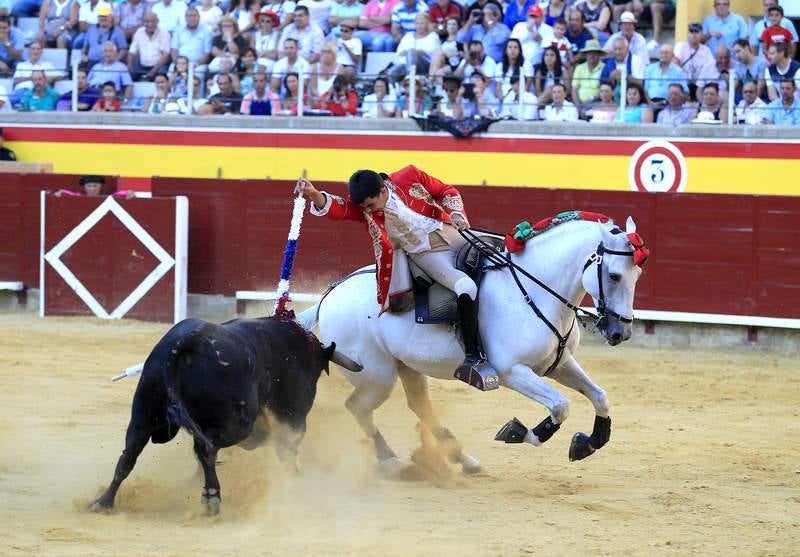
[348,170,385,204]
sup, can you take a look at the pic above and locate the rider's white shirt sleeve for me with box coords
[309,192,332,216]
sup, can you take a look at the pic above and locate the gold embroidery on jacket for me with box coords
[441,194,464,212]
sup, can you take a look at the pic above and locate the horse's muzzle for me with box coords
[601,316,631,346]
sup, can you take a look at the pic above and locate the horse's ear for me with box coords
[625,216,637,234]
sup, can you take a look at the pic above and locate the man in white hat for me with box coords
[571,39,606,110]
[602,10,648,63]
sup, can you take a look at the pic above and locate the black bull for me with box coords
[92,316,361,515]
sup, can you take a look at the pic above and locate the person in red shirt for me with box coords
[316,75,358,116]
[92,82,122,112]
[760,5,795,58]
[429,0,463,35]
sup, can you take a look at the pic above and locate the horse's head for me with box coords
[581,217,649,346]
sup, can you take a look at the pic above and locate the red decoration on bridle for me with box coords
[626,232,650,267]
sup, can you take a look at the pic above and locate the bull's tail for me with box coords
[296,304,320,331]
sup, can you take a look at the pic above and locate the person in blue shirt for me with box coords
[702,0,748,53]
[503,0,534,30]
[456,3,510,63]
[750,0,798,59]
[763,79,800,125]
[0,15,25,76]
[644,43,687,102]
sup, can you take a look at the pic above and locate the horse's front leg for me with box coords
[549,356,612,461]
[494,363,570,447]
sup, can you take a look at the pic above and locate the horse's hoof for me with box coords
[90,499,112,513]
[569,432,596,461]
[376,456,415,478]
[495,417,528,444]
[460,454,482,475]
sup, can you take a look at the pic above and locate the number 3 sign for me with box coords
[628,140,688,193]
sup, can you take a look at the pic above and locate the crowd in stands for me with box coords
[0,0,799,124]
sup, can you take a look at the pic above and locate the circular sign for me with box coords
[628,140,687,193]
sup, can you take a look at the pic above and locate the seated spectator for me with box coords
[83,5,128,66]
[644,43,687,105]
[497,37,531,99]
[602,10,648,63]
[763,79,800,125]
[334,23,361,75]
[429,16,463,81]
[241,69,279,115]
[128,12,171,81]
[462,70,499,117]
[735,81,767,125]
[503,0,532,31]
[698,82,728,123]
[543,0,569,26]
[262,0,297,28]
[114,0,148,42]
[571,39,606,113]
[615,81,653,122]
[765,42,800,102]
[394,74,432,116]
[169,55,189,97]
[91,80,121,111]
[542,82,578,121]
[177,75,207,114]
[39,0,78,48]
[656,82,696,125]
[236,47,260,96]
[543,17,572,67]
[299,0,336,37]
[698,44,732,95]
[18,69,59,110]
[430,0,462,32]
[87,42,133,97]
[430,75,463,117]
[362,76,395,117]
[12,39,65,91]
[392,12,440,83]
[0,128,15,160]
[354,0,398,53]
[276,71,312,114]
[600,37,645,101]
[197,0,223,32]
[702,0,748,54]
[533,45,567,105]
[509,5,552,66]
[206,72,242,114]
[271,38,310,93]
[171,8,214,72]
[565,9,594,55]
[733,39,767,100]
[499,75,537,120]
[210,16,248,73]
[75,0,112,50]
[54,175,135,198]
[456,3,509,64]
[329,0,364,38]
[587,80,617,122]
[454,39,496,84]
[759,5,795,57]
[227,0,259,37]
[280,5,324,64]
[674,22,714,101]
[151,0,188,34]
[391,0,428,46]
[141,72,172,113]
[464,0,503,21]
[574,0,611,43]
[316,74,357,116]
[615,0,675,51]
[0,14,24,76]
[252,8,280,74]
[310,42,340,98]
[751,0,798,60]
[56,66,99,110]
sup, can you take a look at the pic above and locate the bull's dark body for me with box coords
[93,316,331,514]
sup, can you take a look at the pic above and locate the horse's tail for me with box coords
[296,304,320,331]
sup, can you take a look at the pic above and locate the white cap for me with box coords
[619,10,637,24]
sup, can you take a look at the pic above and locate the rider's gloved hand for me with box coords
[451,213,470,231]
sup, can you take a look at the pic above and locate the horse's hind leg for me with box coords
[549,356,612,461]
[345,380,402,467]
[397,366,481,474]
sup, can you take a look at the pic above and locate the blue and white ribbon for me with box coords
[273,192,307,317]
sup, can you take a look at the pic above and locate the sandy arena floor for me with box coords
[1,312,798,556]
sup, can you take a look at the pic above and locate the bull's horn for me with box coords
[331,349,363,372]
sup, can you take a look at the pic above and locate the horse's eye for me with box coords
[609,273,622,282]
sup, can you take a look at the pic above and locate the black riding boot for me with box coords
[454,294,498,391]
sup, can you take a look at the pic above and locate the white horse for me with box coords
[298,215,648,472]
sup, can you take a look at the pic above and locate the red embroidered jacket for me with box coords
[311,165,467,307]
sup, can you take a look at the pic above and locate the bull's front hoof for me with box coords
[569,432,596,461]
[90,498,113,513]
[201,488,221,516]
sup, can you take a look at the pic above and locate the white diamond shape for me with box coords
[44,196,175,319]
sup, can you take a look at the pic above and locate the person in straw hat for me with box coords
[571,38,606,111]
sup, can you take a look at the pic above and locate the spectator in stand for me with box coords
[565,9,593,56]
[496,37,531,99]
[615,81,652,122]
[429,16,464,81]
[54,175,135,198]
[391,0,427,46]
[114,0,148,42]
[241,69,279,115]
[83,5,128,66]
[355,0,399,53]
[588,80,617,122]
[600,37,645,100]
[464,0,503,21]
[698,82,728,123]
[543,0,569,26]
[299,0,337,37]
[311,41,340,98]
[765,42,800,102]
[10,0,41,17]
[510,5,552,67]
[276,71,310,113]
[92,80,122,110]
[543,82,578,121]
[263,0,297,28]
[128,12,171,81]
[197,0,223,32]
[394,73,431,116]
[236,46,260,96]
[733,39,766,100]
[210,16,248,72]
[751,0,798,60]
[0,128,15,160]
[702,0,747,54]
[141,71,172,113]
[56,66,99,110]
[644,43,686,104]
[205,72,242,113]
[280,5,324,64]
[430,0,461,32]
[543,17,572,67]
[169,55,189,96]
[656,83,696,125]
[76,0,111,50]
[574,0,611,43]
[171,8,214,72]
[533,45,567,104]
[362,76,395,117]
[151,0,187,34]
[602,10,648,63]
[227,0,260,36]
[699,44,732,95]
[88,41,133,97]
[177,74,207,113]
[316,74,357,115]
[271,37,310,92]
[503,0,533,30]
[759,5,795,58]
[0,14,24,76]
[454,39,496,84]
[334,23,361,80]
[329,0,363,38]
[499,75,538,120]
[674,22,714,100]
[38,0,78,48]
[430,76,463,117]
[614,0,674,52]
[763,79,800,124]
[392,12,440,83]
[735,81,767,125]
[462,70,499,117]
[13,39,64,91]
[571,39,606,114]
[18,69,58,110]
[252,8,280,74]
[456,3,509,64]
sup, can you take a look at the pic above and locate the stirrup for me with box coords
[454,357,499,391]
